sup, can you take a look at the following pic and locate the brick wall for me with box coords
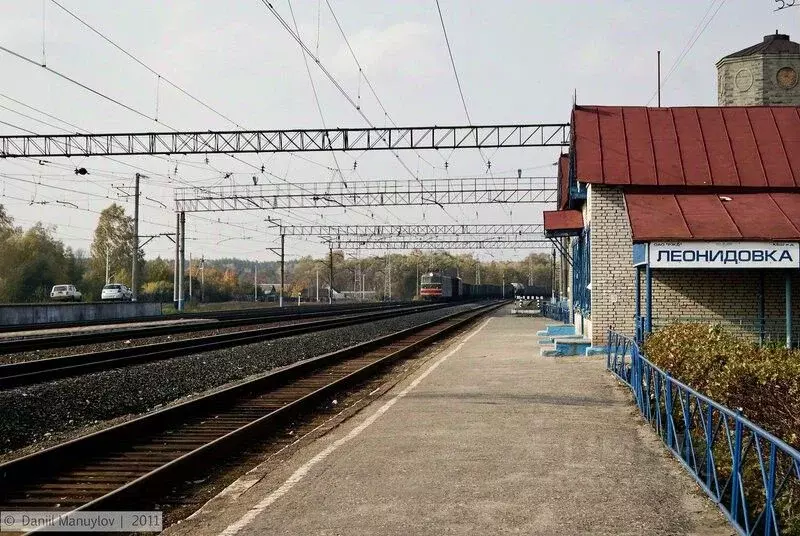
[584,184,800,346]
[718,57,763,106]
[761,55,800,105]
[717,54,800,106]
[651,270,800,343]
[588,185,635,344]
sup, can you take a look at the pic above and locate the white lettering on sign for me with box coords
[649,242,800,269]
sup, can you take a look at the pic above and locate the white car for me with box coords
[50,284,82,302]
[101,283,133,301]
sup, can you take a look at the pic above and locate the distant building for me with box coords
[258,283,288,302]
[717,32,800,106]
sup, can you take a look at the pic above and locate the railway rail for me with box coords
[0,301,502,531]
[0,302,420,353]
[0,303,447,388]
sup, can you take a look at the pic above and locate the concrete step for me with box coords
[584,346,609,357]
[535,324,575,338]
[540,337,592,357]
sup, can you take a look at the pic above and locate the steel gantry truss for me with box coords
[174,177,556,211]
[327,239,552,250]
[279,223,544,238]
[0,123,569,158]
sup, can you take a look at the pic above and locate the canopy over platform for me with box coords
[544,210,584,238]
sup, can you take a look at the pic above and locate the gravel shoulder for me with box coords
[0,303,480,457]
[0,319,316,364]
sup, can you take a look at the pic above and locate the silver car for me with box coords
[50,284,82,302]
[101,283,133,301]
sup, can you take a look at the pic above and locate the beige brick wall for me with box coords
[582,184,800,345]
[650,270,800,343]
[588,185,635,345]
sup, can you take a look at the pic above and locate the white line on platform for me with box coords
[218,317,494,536]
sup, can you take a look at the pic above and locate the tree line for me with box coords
[0,203,554,303]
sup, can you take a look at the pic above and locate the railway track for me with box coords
[0,302,417,350]
[0,303,447,388]
[0,301,502,531]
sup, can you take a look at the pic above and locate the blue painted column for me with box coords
[645,264,653,335]
[758,271,765,346]
[786,271,792,349]
[634,266,641,342]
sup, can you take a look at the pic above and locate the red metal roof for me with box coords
[558,154,569,209]
[572,105,800,188]
[544,209,584,237]
[625,190,800,241]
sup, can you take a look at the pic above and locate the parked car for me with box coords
[101,283,133,301]
[50,284,82,302]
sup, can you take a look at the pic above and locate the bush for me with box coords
[643,323,800,448]
[643,323,800,534]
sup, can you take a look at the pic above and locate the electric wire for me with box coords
[646,0,728,105]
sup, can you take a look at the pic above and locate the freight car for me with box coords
[419,272,511,301]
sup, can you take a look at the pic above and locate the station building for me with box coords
[544,34,800,349]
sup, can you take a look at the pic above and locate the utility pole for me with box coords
[189,253,193,301]
[200,255,205,303]
[131,173,145,302]
[551,249,556,300]
[178,211,185,311]
[502,272,506,298]
[329,246,334,304]
[316,268,319,302]
[416,257,420,297]
[529,255,533,286]
[173,212,180,306]
[105,246,110,284]
[254,262,258,302]
[279,233,284,308]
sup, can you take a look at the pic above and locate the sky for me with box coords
[0,0,796,263]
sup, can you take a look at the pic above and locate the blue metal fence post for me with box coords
[665,372,674,449]
[764,443,777,535]
[786,271,792,349]
[682,391,691,463]
[645,264,653,335]
[730,413,744,524]
[705,403,713,493]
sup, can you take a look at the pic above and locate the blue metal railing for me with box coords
[607,329,800,535]
[541,301,569,323]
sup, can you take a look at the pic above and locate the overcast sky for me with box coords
[0,0,795,262]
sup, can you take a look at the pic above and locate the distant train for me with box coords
[419,272,512,301]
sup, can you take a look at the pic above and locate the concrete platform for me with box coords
[165,308,730,536]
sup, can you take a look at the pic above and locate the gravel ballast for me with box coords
[0,303,482,454]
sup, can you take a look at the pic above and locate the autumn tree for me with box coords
[86,203,144,298]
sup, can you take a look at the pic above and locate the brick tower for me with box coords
[717,32,800,106]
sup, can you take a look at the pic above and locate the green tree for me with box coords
[86,204,143,298]
[0,206,85,302]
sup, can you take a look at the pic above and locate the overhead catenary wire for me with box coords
[48,0,246,130]
[433,0,492,176]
